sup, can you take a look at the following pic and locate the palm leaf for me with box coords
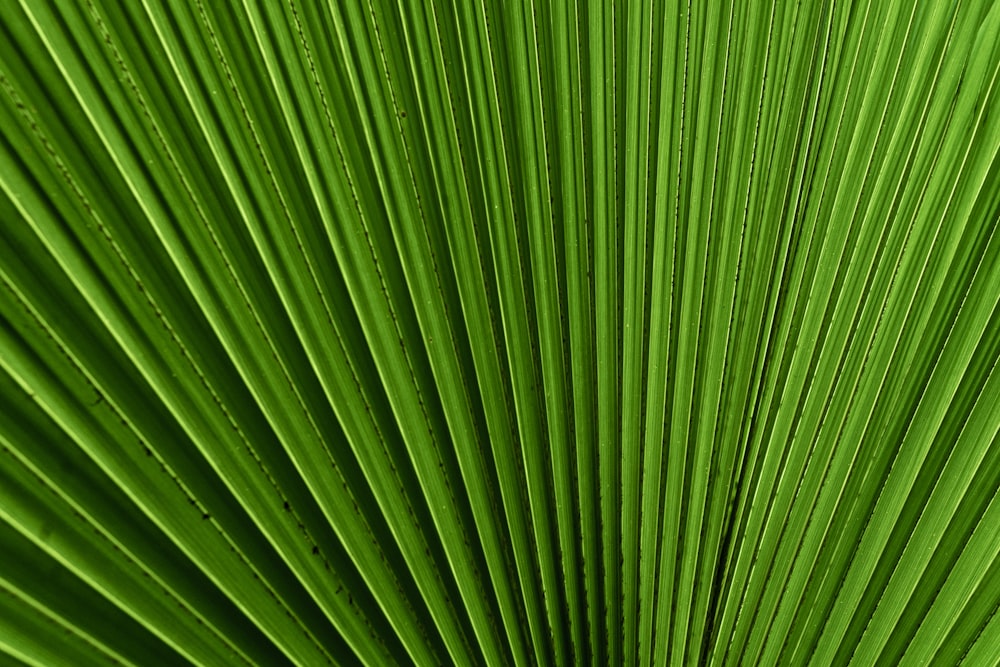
[1,0,998,665]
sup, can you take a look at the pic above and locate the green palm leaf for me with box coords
[1,0,998,665]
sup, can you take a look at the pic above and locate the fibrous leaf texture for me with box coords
[1,0,998,665]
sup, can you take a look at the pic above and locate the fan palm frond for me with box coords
[1,0,998,665]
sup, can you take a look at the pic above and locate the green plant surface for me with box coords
[1,0,998,665]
